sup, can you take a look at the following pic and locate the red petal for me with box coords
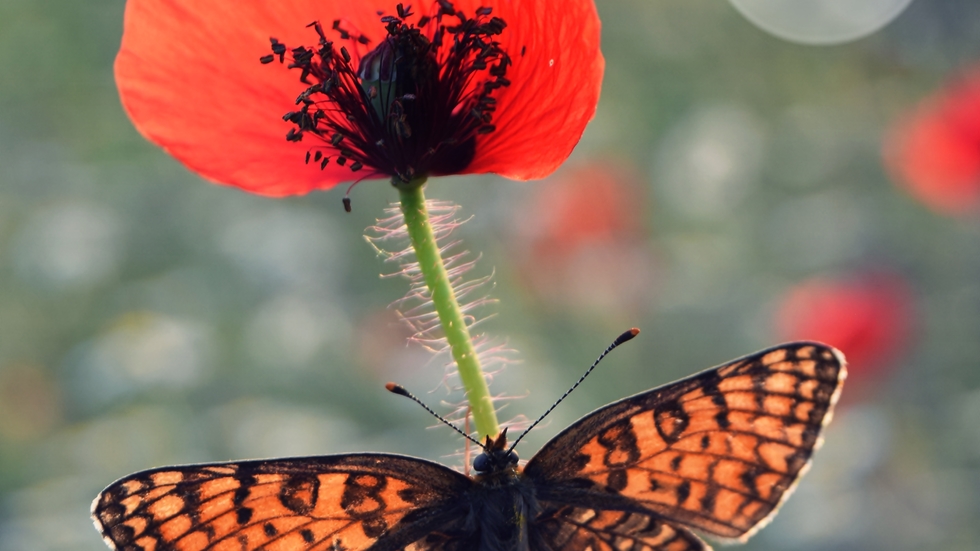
[117,0,604,194]
[116,0,391,196]
[455,0,604,180]
[883,69,980,216]
[775,275,913,382]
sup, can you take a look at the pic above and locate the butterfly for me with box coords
[92,337,845,551]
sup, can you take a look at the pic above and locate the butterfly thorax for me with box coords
[457,434,539,551]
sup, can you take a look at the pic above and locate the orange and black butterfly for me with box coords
[93,334,845,551]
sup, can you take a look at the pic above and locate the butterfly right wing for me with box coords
[524,342,846,547]
[92,454,473,551]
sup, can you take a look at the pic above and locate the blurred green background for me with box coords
[2,1,980,550]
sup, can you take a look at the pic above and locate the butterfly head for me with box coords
[473,429,519,474]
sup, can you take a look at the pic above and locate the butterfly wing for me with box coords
[92,454,473,551]
[531,505,708,551]
[524,342,846,547]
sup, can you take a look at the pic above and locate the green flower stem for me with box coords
[397,179,500,439]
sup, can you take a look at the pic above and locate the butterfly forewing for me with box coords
[524,342,846,544]
[92,455,471,551]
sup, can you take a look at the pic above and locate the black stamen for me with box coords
[267,1,512,183]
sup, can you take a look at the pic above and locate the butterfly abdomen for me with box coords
[465,470,538,551]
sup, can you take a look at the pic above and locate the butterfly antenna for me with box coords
[386,383,485,449]
[507,328,640,453]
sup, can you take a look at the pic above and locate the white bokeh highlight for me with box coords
[729,0,915,45]
[11,202,122,290]
[71,313,214,403]
[654,105,765,220]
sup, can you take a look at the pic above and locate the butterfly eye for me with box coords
[507,451,519,465]
[473,453,490,472]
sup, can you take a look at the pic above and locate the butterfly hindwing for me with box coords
[532,506,709,551]
[524,342,846,546]
[92,454,472,551]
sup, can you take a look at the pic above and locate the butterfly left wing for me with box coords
[524,342,846,547]
[92,454,473,551]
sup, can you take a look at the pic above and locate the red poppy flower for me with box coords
[883,67,980,216]
[115,0,604,197]
[775,274,914,384]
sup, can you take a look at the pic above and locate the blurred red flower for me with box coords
[115,0,604,196]
[775,274,914,384]
[510,162,657,318]
[883,68,980,216]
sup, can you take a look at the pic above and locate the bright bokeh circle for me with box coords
[728,0,915,45]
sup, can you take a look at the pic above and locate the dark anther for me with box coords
[267,0,510,184]
[333,19,351,40]
[486,17,506,34]
[270,38,287,56]
[342,197,352,213]
[259,54,275,64]
[308,21,328,42]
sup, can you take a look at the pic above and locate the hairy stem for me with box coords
[397,180,500,439]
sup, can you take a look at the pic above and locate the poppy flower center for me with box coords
[261,2,511,186]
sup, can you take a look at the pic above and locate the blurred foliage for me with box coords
[1,1,980,550]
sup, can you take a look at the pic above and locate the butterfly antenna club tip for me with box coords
[509,328,641,452]
[615,328,640,346]
[385,382,410,396]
